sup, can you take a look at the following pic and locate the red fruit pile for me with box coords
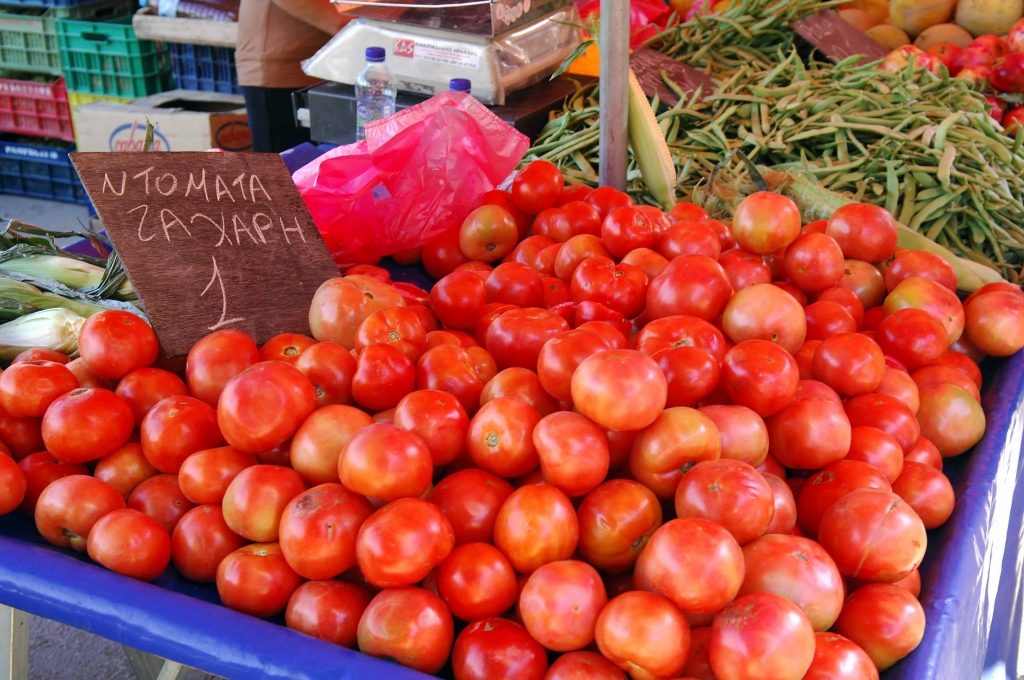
[1,159,1023,680]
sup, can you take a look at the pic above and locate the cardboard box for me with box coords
[72,90,251,153]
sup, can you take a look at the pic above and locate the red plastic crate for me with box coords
[0,76,73,142]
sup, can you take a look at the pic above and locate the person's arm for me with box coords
[270,0,349,35]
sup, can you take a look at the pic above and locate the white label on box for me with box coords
[393,38,480,70]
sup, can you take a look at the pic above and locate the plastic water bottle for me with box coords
[449,78,472,94]
[355,46,396,142]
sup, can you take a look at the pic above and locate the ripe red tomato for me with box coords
[392,389,468,466]
[846,425,904,482]
[435,542,517,621]
[177,445,256,505]
[259,333,315,365]
[479,188,533,237]
[114,368,188,426]
[41,388,133,464]
[217,361,316,454]
[833,583,925,670]
[877,365,922,414]
[0,452,27,515]
[595,591,691,679]
[722,283,807,354]
[417,343,489,414]
[222,464,306,542]
[77,311,159,381]
[519,560,607,652]
[533,411,609,496]
[600,206,662,258]
[65,357,113,390]
[636,517,744,613]
[354,306,427,362]
[466,396,540,478]
[427,468,514,545]
[493,483,578,574]
[577,479,662,573]
[826,203,898,262]
[293,341,357,408]
[570,256,647,319]
[285,580,370,648]
[767,396,852,470]
[536,329,608,402]
[719,248,772,291]
[585,186,633,218]
[905,435,943,470]
[884,250,957,293]
[739,534,845,631]
[35,474,125,551]
[884,276,965,345]
[839,260,887,310]
[571,349,667,431]
[171,504,246,583]
[16,452,86,514]
[452,617,548,680]
[139,395,222,474]
[646,255,733,321]
[658,219,722,260]
[892,460,955,529]
[804,301,857,340]
[309,275,405,350]
[278,483,372,580]
[356,498,455,587]
[711,592,816,680]
[731,192,802,254]
[911,363,981,403]
[480,367,558,416]
[675,460,774,545]
[700,405,768,467]
[818,488,927,581]
[630,406,721,499]
[721,340,800,417]
[87,508,171,581]
[288,405,371,485]
[812,333,886,397]
[217,542,302,617]
[845,392,921,453]
[805,632,879,680]
[485,262,545,307]
[783,233,845,292]
[796,460,892,536]
[545,651,625,680]
[12,348,68,364]
[917,383,986,458]
[430,270,488,330]
[351,343,415,412]
[127,473,195,534]
[92,444,155,501]
[0,361,78,418]
[876,308,949,371]
[512,160,564,215]
[485,307,569,371]
[620,247,669,280]
[965,291,1024,356]
[763,473,798,534]
[635,315,728,362]
[0,408,43,459]
[657,346,720,408]
[184,329,260,405]
[339,422,433,501]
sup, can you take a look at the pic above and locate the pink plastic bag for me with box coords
[293,93,529,266]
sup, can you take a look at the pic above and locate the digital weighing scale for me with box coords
[301,0,582,105]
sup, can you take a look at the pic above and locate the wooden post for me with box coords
[598,0,629,189]
[0,606,28,680]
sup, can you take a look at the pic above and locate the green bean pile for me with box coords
[529,53,1024,280]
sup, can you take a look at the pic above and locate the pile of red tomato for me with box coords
[1,158,1023,680]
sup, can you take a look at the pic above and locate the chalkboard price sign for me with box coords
[71,152,340,357]
[632,48,715,106]
[792,10,888,63]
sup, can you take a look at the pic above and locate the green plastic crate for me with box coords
[56,16,171,98]
[0,0,128,76]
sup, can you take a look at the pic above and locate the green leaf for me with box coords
[550,39,595,81]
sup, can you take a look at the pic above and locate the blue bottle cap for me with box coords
[449,78,472,93]
[365,46,385,63]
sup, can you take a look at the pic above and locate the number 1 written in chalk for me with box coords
[201,255,244,331]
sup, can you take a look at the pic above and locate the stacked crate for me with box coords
[0,0,171,205]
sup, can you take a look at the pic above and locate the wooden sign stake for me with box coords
[598,0,629,190]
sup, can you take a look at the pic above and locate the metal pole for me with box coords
[598,0,629,189]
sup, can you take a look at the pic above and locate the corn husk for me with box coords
[0,278,112,320]
[0,308,85,362]
[0,254,134,298]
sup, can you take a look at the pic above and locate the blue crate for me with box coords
[0,0,103,8]
[169,42,239,95]
[0,136,88,204]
